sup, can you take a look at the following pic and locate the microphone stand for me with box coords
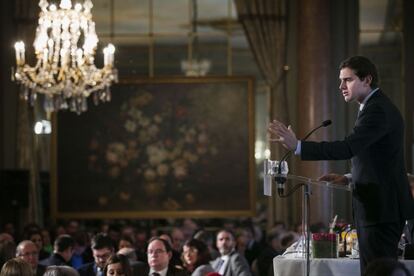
[274,120,332,276]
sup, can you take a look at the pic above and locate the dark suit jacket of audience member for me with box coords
[128,260,148,276]
[39,253,69,266]
[135,264,189,276]
[256,246,283,276]
[38,249,50,261]
[244,240,262,266]
[36,264,47,276]
[211,251,252,276]
[77,262,97,276]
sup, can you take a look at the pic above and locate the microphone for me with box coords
[276,119,332,196]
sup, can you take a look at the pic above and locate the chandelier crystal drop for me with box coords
[13,0,118,114]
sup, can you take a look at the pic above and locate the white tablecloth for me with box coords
[273,256,414,276]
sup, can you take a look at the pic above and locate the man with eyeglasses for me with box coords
[16,240,46,276]
[141,237,188,276]
[78,233,114,276]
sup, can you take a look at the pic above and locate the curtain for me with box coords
[235,0,296,228]
[14,0,43,226]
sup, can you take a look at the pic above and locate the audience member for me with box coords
[27,230,50,260]
[118,236,134,251]
[103,254,132,276]
[0,237,15,269]
[41,234,75,266]
[255,229,286,276]
[171,228,185,253]
[41,229,53,255]
[143,237,188,276]
[193,230,219,260]
[133,228,148,263]
[71,231,91,269]
[1,224,16,242]
[44,265,80,276]
[182,239,213,276]
[160,233,183,267]
[211,230,251,276]
[65,221,80,237]
[117,247,146,275]
[107,225,121,250]
[0,257,33,276]
[16,240,46,276]
[78,233,114,276]
[235,227,261,266]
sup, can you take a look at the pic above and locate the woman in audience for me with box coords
[43,265,79,276]
[103,254,132,276]
[182,239,214,276]
[0,257,33,276]
[0,237,15,269]
[27,230,49,260]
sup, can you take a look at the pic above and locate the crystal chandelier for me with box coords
[13,0,118,114]
[181,0,211,77]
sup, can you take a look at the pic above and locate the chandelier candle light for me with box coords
[13,0,118,114]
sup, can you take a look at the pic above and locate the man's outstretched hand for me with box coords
[268,120,298,151]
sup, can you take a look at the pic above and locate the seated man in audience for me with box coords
[40,234,75,266]
[139,237,188,276]
[78,233,114,276]
[211,229,251,276]
[117,247,147,275]
[16,240,46,276]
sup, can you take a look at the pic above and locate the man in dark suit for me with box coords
[40,234,74,266]
[16,240,46,276]
[78,233,114,276]
[210,229,251,276]
[268,56,414,275]
[138,237,188,276]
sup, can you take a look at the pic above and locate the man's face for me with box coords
[147,240,171,271]
[339,67,372,103]
[30,233,43,251]
[216,231,235,255]
[17,242,38,269]
[93,247,113,269]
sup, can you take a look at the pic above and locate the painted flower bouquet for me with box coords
[312,233,338,258]
[87,90,218,209]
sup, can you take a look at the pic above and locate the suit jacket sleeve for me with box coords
[301,101,388,161]
[229,254,252,276]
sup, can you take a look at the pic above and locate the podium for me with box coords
[264,160,352,276]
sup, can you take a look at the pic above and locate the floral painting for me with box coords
[52,77,255,218]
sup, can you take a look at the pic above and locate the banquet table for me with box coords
[273,255,414,276]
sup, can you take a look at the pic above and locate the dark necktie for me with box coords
[152,273,161,276]
[215,258,224,271]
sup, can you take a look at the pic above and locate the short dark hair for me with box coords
[91,233,114,250]
[54,235,74,253]
[182,239,211,268]
[103,254,132,276]
[148,236,172,253]
[216,229,235,241]
[339,56,379,89]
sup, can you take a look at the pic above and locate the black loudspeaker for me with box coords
[0,170,29,208]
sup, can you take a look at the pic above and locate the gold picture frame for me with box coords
[51,76,255,219]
